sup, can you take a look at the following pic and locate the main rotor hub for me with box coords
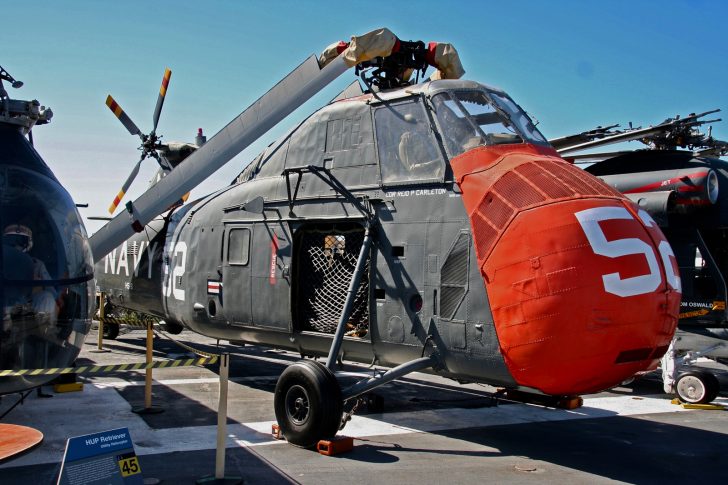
[0,64,52,133]
[356,40,429,91]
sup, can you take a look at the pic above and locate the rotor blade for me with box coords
[90,54,349,261]
[152,68,172,133]
[558,124,676,155]
[563,151,635,163]
[106,95,143,137]
[548,124,620,151]
[694,141,728,158]
[682,108,720,123]
[108,157,143,214]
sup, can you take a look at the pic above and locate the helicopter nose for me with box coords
[452,145,681,395]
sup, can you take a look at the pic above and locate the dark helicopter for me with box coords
[551,111,728,404]
[92,28,680,448]
[0,65,95,395]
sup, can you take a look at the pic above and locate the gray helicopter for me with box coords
[92,28,681,448]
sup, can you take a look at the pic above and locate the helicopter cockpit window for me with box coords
[431,90,528,158]
[1,168,93,286]
[374,98,444,185]
[1,164,94,375]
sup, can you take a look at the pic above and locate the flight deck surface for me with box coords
[1,327,726,484]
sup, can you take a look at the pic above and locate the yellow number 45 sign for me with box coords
[118,455,141,477]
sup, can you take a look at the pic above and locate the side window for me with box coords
[227,228,250,265]
[374,99,444,185]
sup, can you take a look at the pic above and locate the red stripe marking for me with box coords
[107,99,122,117]
[392,39,401,53]
[426,42,438,67]
[623,171,709,194]
[676,184,704,193]
[109,195,121,213]
[269,234,278,285]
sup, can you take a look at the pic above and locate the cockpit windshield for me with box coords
[0,134,94,393]
[489,92,547,145]
[431,89,546,159]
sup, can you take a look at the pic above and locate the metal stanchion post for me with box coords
[132,321,163,415]
[144,321,153,408]
[215,353,229,479]
[98,293,104,350]
[197,353,241,484]
[90,292,110,354]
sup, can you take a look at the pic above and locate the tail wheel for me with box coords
[102,322,120,340]
[675,371,720,404]
[274,360,343,448]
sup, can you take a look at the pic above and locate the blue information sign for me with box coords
[57,427,143,485]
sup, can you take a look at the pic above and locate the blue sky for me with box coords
[4,1,727,233]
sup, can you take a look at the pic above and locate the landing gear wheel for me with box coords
[274,360,343,448]
[675,371,720,404]
[163,320,184,335]
[102,322,119,340]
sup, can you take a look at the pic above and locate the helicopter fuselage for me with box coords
[97,79,681,396]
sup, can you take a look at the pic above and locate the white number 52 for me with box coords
[576,206,681,297]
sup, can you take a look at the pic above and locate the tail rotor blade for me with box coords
[152,68,172,133]
[106,95,143,137]
[108,157,143,214]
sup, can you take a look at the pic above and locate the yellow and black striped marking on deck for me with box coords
[0,356,218,377]
[99,315,157,329]
[97,316,218,359]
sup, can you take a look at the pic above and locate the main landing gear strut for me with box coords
[274,168,440,447]
[273,355,438,448]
